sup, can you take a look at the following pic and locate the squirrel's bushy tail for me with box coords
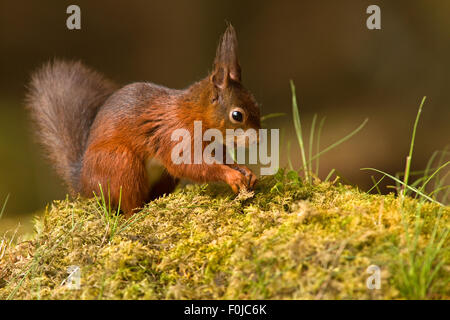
[26,60,117,193]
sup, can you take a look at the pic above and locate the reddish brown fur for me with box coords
[28,24,261,216]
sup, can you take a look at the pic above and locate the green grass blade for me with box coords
[418,161,449,194]
[290,80,309,182]
[423,150,439,181]
[308,118,368,167]
[309,113,317,177]
[315,116,326,176]
[260,113,286,123]
[434,145,449,192]
[368,175,385,194]
[0,193,10,220]
[361,168,444,206]
[324,169,336,182]
[403,96,426,197]
[428,185,450,197]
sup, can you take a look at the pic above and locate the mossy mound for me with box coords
[0,171,448,299]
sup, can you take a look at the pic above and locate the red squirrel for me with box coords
[27,24,261,216]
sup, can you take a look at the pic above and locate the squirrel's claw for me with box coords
[227,165,257,192]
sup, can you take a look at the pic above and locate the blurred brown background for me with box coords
[0,0,449,222]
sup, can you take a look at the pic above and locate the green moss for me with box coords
[0,170,448,299]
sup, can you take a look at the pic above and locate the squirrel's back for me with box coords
[26,60,117,192]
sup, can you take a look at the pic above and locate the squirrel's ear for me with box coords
[210,23,241,89]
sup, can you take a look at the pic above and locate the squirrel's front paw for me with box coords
[226,165,257,192]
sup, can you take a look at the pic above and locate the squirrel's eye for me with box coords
[230,108,244,124]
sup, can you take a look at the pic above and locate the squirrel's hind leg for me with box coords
[80,146,150,217]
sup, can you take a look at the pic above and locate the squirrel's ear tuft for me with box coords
[211,23,241,89]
